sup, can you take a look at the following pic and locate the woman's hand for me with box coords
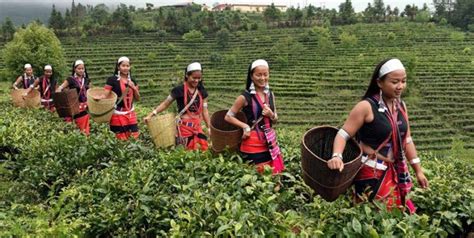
[416,171,429,189]
[262,104,274,118]
[327,157,344,172]
[242,126,251,140]
[143,115,152,124]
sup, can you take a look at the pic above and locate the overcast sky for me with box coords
[0,0,432,11]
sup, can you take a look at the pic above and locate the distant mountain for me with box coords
[0,2,70,26]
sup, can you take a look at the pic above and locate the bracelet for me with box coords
[409,157,421,165]
[331,153,343,160]
[243,126,251,133]
[337,128,351,141]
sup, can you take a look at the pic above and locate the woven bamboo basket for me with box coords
[147,113,176,148]
[210,110,247,153]
[87,88,118,123]
[53,89,80,118]
[24,89,41,108]
[301,126,362,202]
[11,89,27,108]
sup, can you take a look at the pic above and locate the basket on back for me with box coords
[53,89,80,118]
[11,89,27,108]
[210,110,247,153]
[24,89,41,108]
[87,88,117,123]
[147,113,176,148]
[301,126,362,202]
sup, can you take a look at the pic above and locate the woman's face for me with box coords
[251,66,269,89]
[119,61,130,75]
[378,69,407,99]
[75,64,85,77]
[44,69,53,78]
[25,67,33,76]
[186,70,202,88]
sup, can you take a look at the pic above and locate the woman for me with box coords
[24,65,57,111]
[94,56,140,140]
[327,58,428,213]
[144,62,210,151]
[13,64,36,90]
[56,60,90,135]
[224,59,284,174]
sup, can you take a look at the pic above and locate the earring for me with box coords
[249,82,256,94]
[378,89,386,113]
[264,83,270,94]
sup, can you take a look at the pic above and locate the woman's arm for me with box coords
[143,96,174,123]
[202,98,211,134]
[56,79,69,92]
[23,78,40,95]
[328,100,371,171]
[225,95,250,139]
[12,76,22,89]
[403,105,429,188]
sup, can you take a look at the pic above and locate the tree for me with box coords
[2,23,66,81]
[49,5,65,30]
[263,3,281,23]
[450,0,474,29]
[287,7,304,25]
[216,28,230,48]
[64,9,73,29]
[1,17,16,41]
[182,30,204,43]
[111,4,134,33]
[90,4,110,25]
[402,4,418,21]
[363,3,376,23]
[146,3,154,11]
[373,0,386,21]
[306,4,316,21]
[338,0,356,24]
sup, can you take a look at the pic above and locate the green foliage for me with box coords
[339,31,358,47]
[463,47,471,55]
[2,22,66,81]
[182,30,204,43]
[387,32,397,40]
[450,32,465,41]
[263,3,281,23]
[0,102,472,236]
[1,17,15,41]
[209,52,223,66]
[216,28,230,48]
[415,10,431,23]
[269,36,305,66]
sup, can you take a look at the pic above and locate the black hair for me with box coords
[71,60,89,79]
[245,63,253,91]
[362,58,393,99]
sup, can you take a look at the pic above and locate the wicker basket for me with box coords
[301,126,362,202]
[210,110,247,153]
[24,89,41,108]
[53,89,80,118]
[11,89,27,108]
[87,88,118,123]
[147,113,176,148]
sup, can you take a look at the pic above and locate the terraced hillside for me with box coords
[2,22,473,150]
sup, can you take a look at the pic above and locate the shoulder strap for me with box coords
[176,89,199,119]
